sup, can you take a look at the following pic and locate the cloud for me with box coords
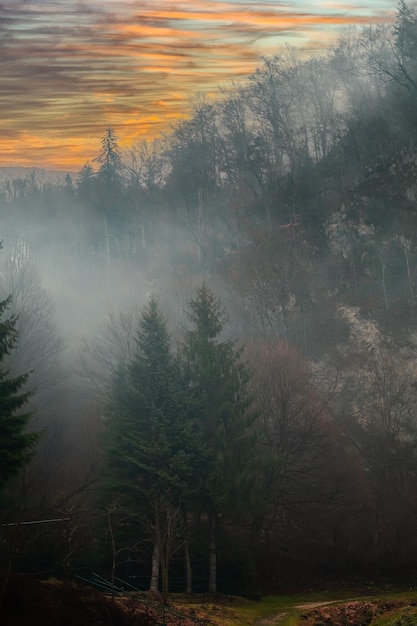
[0,0,396,169]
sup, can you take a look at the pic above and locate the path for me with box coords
[253,599,344,625]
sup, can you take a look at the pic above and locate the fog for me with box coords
[3,5,417,584]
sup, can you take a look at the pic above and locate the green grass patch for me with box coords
[173,589,417,626]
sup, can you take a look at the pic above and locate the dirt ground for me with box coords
[0,574,205,626]
[2,574,416,626]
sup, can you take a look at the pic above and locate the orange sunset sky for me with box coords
[1,0,396,171]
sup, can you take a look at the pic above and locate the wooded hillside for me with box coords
[2,2,417,594]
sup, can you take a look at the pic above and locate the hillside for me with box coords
[2,1,417,598]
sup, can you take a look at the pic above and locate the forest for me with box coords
[2,0,417,598]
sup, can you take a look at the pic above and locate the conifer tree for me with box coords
[94,127,123,187]
[182,284,254,594]
[104,297,203,597]
[93,128,125,252]
[0,294,37,490]
[76,162,95,198]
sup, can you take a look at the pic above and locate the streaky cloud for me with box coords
[0,0,396,169]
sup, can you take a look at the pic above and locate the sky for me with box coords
[1,0,396,171]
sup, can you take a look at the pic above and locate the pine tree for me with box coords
[0,295,37,490]
[94,128,123,187]
[182,284,254,593]
[76,162,95,198]
[93,128,125,251]
[104,297,203,598]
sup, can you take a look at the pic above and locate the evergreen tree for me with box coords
[0,294,37,490]
[93,128,125,248]
[76,161,95,198]
[94,127,123,187]
[182,284,255,593]
[104,297,203,597]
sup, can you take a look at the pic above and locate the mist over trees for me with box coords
[0,285,38,490]
[2,2,417,593]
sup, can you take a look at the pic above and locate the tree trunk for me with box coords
[149,542,160,593]
[103,212,111,266]
[184,514,192,594]
[208,512,217,594]
[107,509,117,600]
[160,553,169,605]
[159,504,169,606]
[403,243,414,316]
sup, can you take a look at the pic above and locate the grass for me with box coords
[174,590,358,625]
[173,588,417,626]
[371,605,417,626]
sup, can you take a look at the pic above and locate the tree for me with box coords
[392,0,417,95]
[76,162,95,198]
[123,139,169,253]
[339,350,417,571]
[245,340,340,579]
[93,128,125,261]
[0,250,69,511]
[0,294,38,490]
[79,307,142,403]
[182,284,255,593]
[103,297,203,599]
[94,127,123,187]
[0,255,64,400]
[167,95,220,266]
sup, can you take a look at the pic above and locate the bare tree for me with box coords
[0,250,64,399]
[245,339,339,578]
[79,307,142,402]
[0,248,68,511]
